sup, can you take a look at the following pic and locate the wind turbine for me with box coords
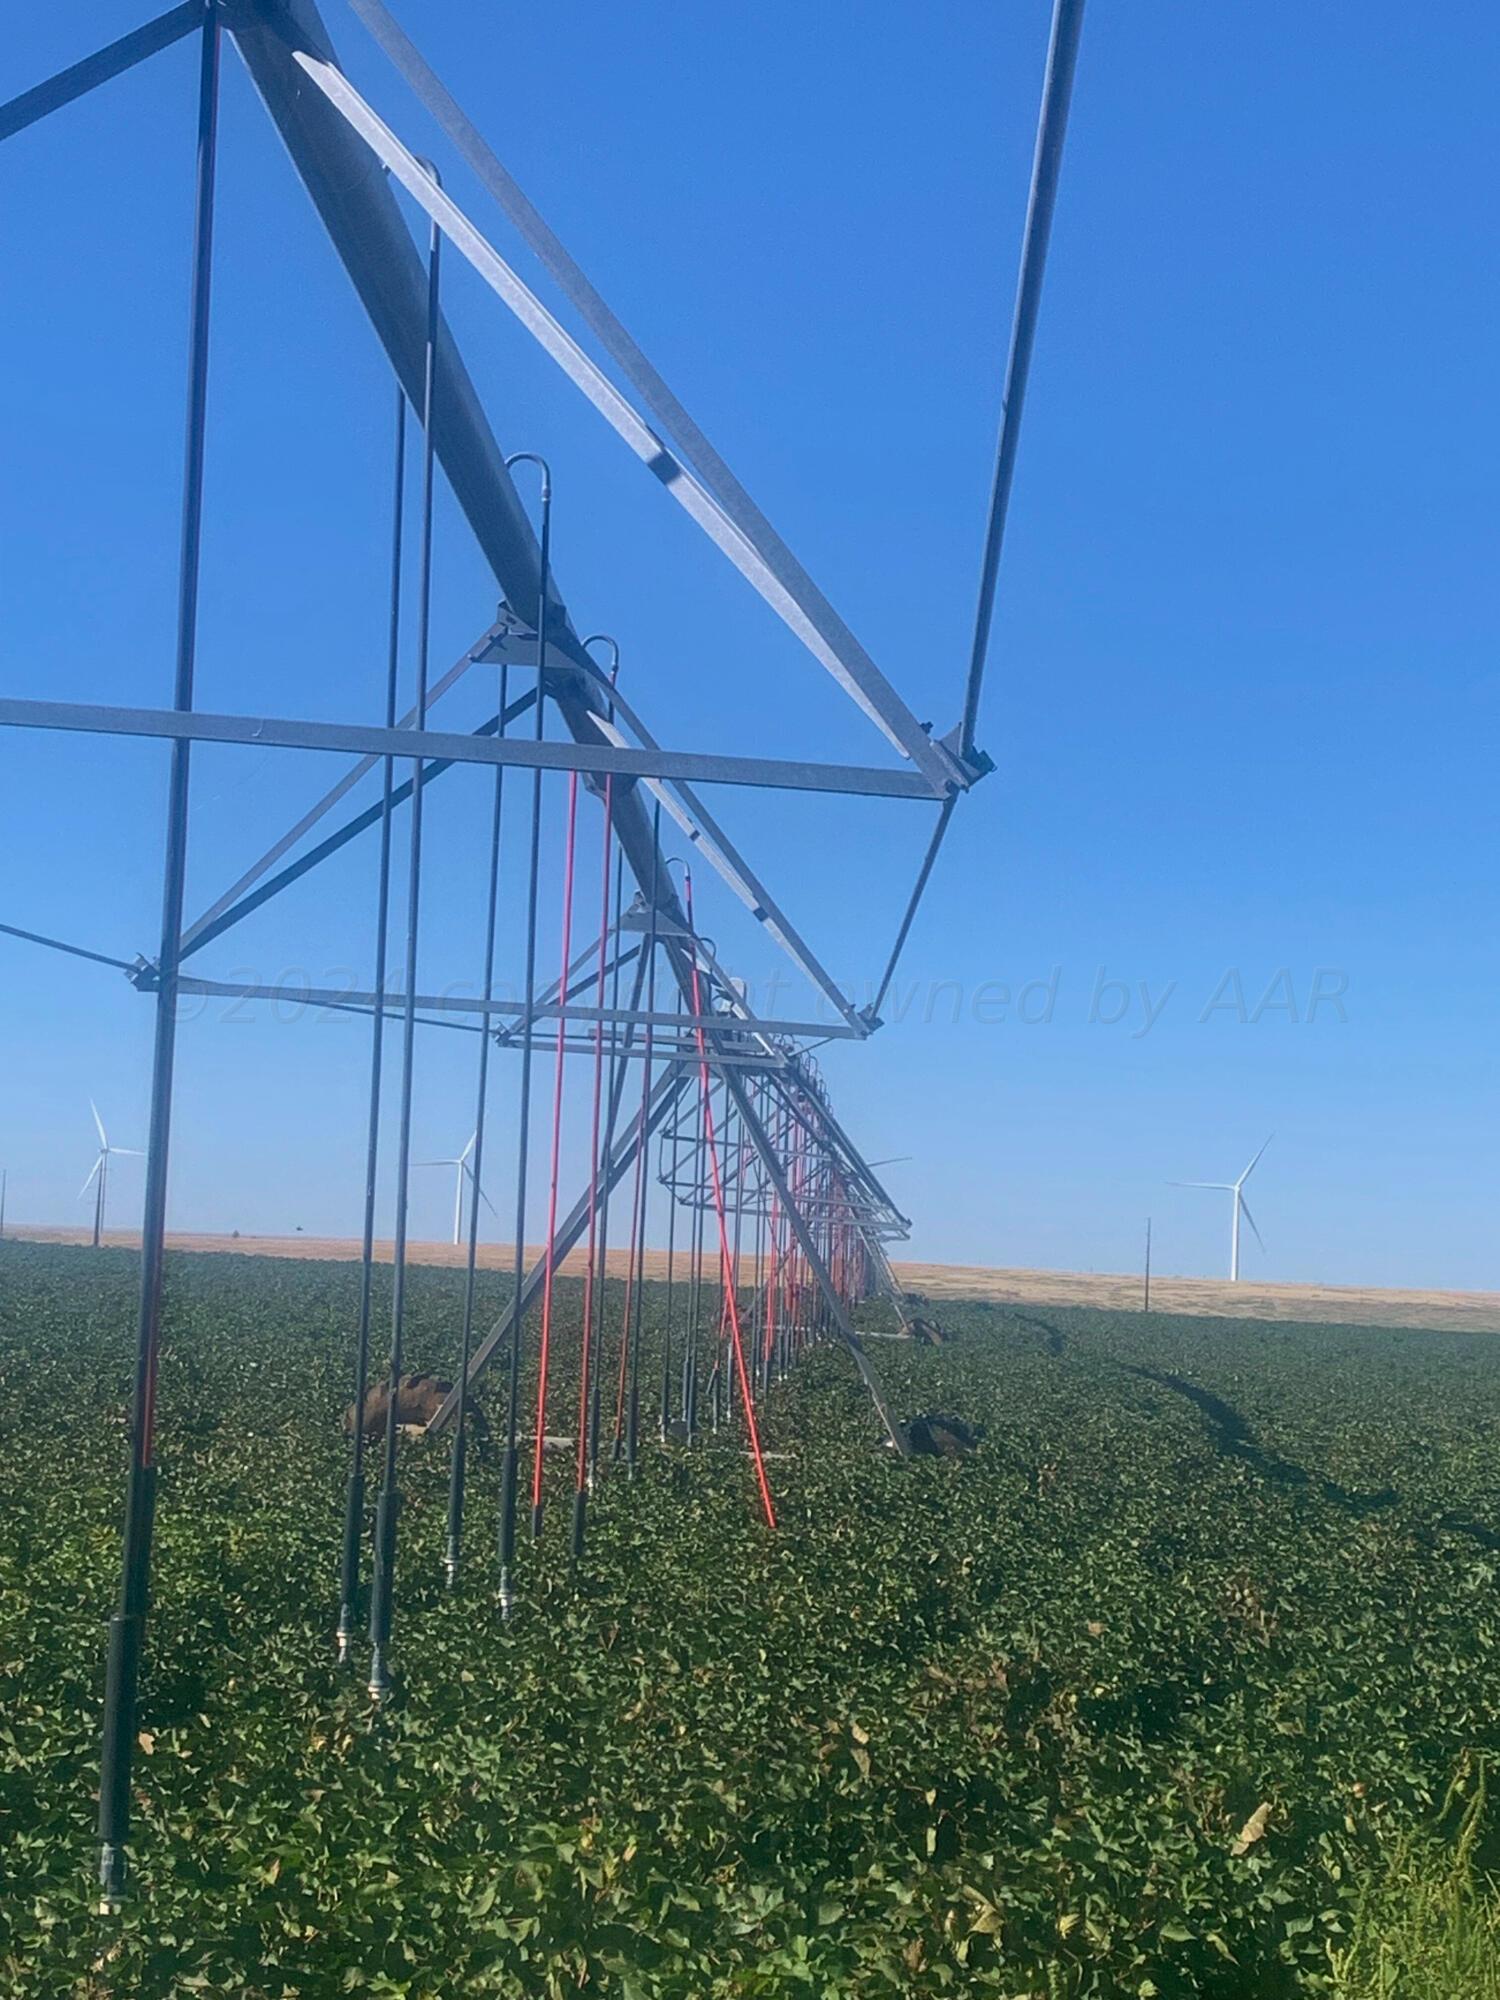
[1171,1135,1272,1282]
[81,1101,143,1249]
[418,1132,497,1246]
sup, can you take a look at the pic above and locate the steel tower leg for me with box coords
[96,5,220,1913]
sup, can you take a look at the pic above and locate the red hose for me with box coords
[683,875,776,1530]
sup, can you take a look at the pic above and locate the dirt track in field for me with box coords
[9,1228,1497,1334]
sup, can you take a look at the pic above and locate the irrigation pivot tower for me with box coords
[1,0,1088,1911]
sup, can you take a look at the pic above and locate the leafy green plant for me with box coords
[1328,1757,1500,2000]
[1,1243,1498,1995]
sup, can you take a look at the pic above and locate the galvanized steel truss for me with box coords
[0,0,1086,1908]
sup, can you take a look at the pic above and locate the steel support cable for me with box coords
[337,385,407,1667]
[787,1115,805,1349]
[445,653,511,1588]
[728,1120,752,1416]
[960,0,1088,759]
[0,920,134,972]
[685,1067,707,1434]
[672,859,709,1440]
[769,1095,788,1380]
[753,1099,771,1395]
[710,1100,741,1429]
[612,1096,646,1454]
[784,1102,800,1372]
[96,6,218,1914]
[727,1113,749,1420]
[530,772,580,1538]
[660,1107,678,1442]
[582,641,624,1487]
[367,196,442,1706]
[612,894,654,1457]
[868,797,955,1024]
[571,767,618,1555]
[0,2,200,146]
[683,876,776,1529]
[621,801,662,1471]
[588,826,628,1484]
[763,1142,779,1388]
[498,453,552,1617]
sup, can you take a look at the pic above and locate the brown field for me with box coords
[889,1259,1500,1334]
[9,1227,1498,1334]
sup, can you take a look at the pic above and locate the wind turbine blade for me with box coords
[460,1131,477,1164]
[114,1148,145,1158]
[416,1158,458,1168]
[1239,1194,1265,1253]
[1238,1133,1274,1187]
[80,1156,102,1199]
[90,1099,107,1149]
[460,1160,501,1220]
[1169,1181,1234,1191]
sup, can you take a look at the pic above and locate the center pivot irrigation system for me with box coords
[2,0,1086,1910]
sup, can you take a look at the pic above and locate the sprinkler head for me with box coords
[367,1648,393,1705]
[98,1844,126,1915]
[498,1568,514,1621]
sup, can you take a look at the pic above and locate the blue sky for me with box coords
[1,2,1495,1289]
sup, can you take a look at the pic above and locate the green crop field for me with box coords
[1,1242,1497,1998]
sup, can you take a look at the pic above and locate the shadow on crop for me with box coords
[1010,1314,1067,1358]
[1124,1367,1399,1517]
[1432,1512,1500,1553]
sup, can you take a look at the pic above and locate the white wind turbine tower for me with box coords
[1171,1135,1273,1282]
[81,1101,143,1250]
[418,1131,497,1246]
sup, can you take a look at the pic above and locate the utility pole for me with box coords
[1143,1216,1152,1312]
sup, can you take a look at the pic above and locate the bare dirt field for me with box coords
[888,1259,1500,1334]
[11,1227,1497,1333]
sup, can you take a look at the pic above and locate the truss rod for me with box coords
[178,688,540,968]
[165,975,861,1041]
[868,796,956,1025]
[492,932,640,1049]
[231,0,859,1163]
[292,47,958,793]
[0,2,200,146]
[0,920,135,972]
[180,623,517,952]
[960,0,1087,759]
[343,0,973,790]
[0,696,935,801]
